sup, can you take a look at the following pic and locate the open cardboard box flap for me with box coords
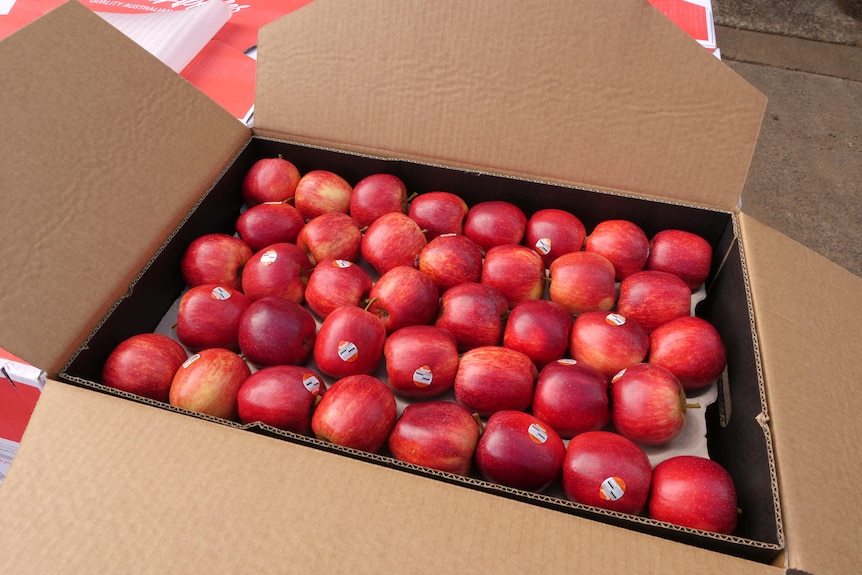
[1,1,861,574]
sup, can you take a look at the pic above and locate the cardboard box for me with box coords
[0,1,860,574]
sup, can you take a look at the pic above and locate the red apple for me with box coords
[236,365,326,435]
[548,251,616,314]
[168,348,251,421]
[502,299,572,369]
[241,156,301,207]
[237,296,317,367]
[480,244,545,306]
[417,233,484,292]
[304,259,373,320]
[388,401,481,476]
[648,316,727,392]
[367,265,439,334]
[562,430,652,515]
[296,212,363,265]
[313,304,386,378]
[383,325,460,398]
[646,229,713,290]
[524,208,587,269]
[311,374,397,454]
[407,191,469,239]
[569,311,649,379]
[648,455,738,534]
[349,173,409,228]
[453,345,537,416]
[610,363,697,446]
[102,333,188,402]
[435,282,509,351]
[463,200,527,252]
[293,169,353,220]
[240,242,312,303]
[176,284,251,352]
[532,359,610,439]
[180,233,252,291]
[475,410,566,492]
[235,201,305,252]
[361,211,428,275]
[616,270,692,333]
[585,219,650,281]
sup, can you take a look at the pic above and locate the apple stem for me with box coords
[472,412,486,435]
[364,297,378,312]
[170,321,177,330]
[405,192,419,204]
[684,402,702,410]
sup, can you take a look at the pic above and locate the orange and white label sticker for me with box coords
[333,259,352,268]
[600,476,627,501]
[612,368,627,383]
[605,313,626,326]
[210,286,232,300]
[528,422,549,444]
[260,249,278,266]
[412,366,433,387]
[302,373,322,395]
[182,353,201,369]
[534,237,552,255]
[557,358,578,366]
[337,341,359,363]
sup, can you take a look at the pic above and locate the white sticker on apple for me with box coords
[412,366,433,387]
[534,238,552,255]
[302,373,321,394]
[600,476,626,501]
[337,341,359,363]
[260,250,278,266]
[528,422,549,444]
[210,286,232,300]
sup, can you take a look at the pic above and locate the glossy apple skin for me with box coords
[296,212,363,266]
[475,410,566,492]
[407,191,469,239]
[235,201,305,253]
[361,211,428,275]
[169,348,252,421]
[388,401,480,476]
[236,365,326,435]
[480,244,545,306]
[610,363,689,446]
[616,270,691,333]
[176,284,251,352]
[237,296,317,367]
[585,219,650,281]
[180,233,252,291]
[293,169,353,221]
[349,173,408,228]
[648,315,727,391]
[503,299,573,369]
[648,455,738,535]
[646,229,713,290]
[240,242,312,304]
[240,156,301,207]
[313,305,386,378]
[524,208,587,269]
[367,265,439,334]
[562,430,652,515]
[311,374,397,454]
[417,233,483,292]
[454,346,538,417]
[304,259,373,320]
[548,251,617,314]
[435,282,509,351]
[463,200,527,252]
[102,333,188,402]
[532,359,609,439]
[384,325,460,398]
[569,311,649,379]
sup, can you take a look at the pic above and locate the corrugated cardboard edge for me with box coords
[0,1,250,375]
[0,380,783,575]
[739,213,862,575]
[254,0,766,213]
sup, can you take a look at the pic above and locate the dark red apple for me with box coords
[585,219,650,281]
[480,244,545,306]
[417,233,484,292]
[236,365,326,435]
[435,282,509,351]
[313,304,386,378]
[524,208,587,269]
[453,345,537,416]
[176,284,251,352]
[241,156,301,207]
[646,229,713,290]
[616,270,692,333]
[648,455,738,534]
[383,325,460,398]
[304,259,373,320]
[569,311,649,379]
[502,299,572,369]
[168,348,251,421]
[180,233,252,291]
[102,333,188,402]
[311,374,397,454]
[361,211,428,275]
[388,401,481,476]
[475,410,566,492]
[293,169,353,220]
[548,251,616,314]
[532,359,609,439]
[562,430,652,515]
[648,315,727,391]
[240,242,312,303]
[463,200,527,252]
[237,296,317,367]
[235,201,305,252]
[407,191,469,239]
[296,212,363,265]
[349,173,409,228]
[366,265,439,334]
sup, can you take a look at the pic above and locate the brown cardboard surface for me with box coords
[739,214,862,575]
[0,381,783,575]
[254,0,766,212]
[0,1,250,375]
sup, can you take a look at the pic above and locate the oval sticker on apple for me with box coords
[600,476,627,501]
[534,238,552,255]
[210,286,232,300]
[412,366,433,387]
[605,313,626,326]
[528,422,549,444]
[302,373,322,395]
[337,341,359,363]
[260,250,278,266]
